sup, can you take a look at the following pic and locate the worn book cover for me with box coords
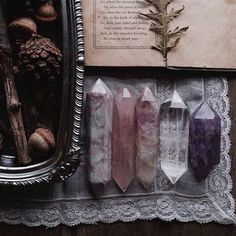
[81,0,236,70]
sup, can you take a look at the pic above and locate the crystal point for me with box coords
[189,101,221,181]
[112,87,135,192]
[160,91,189,185]
[122,87,131,98]
[171,91,187,109]
[136,87,160,190]
[142,87,156,102]
[161,164,187,185]
[87,79,113,196]
[91,78,107,94]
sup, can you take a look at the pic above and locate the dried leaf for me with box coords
[144,0,162,11]
[168,26,189,38]
[140,0,188,64]
[166,6,185,23]
[151,44,162,52]
[165,0,173,7]
[150,23,163,33]
[167,37,181,51]
[140,12,162,25]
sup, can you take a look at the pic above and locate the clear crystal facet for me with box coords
[189,101,221,181]
[160,91,189,185]
[136,87,160,189]
[112,88,135,192]
[87,79,113,196]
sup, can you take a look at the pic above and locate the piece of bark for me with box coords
[0,3,30,164]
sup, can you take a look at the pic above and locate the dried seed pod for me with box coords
[35,2,57,22]
[28,128,55,158]
[8,17,37,40]
[15,34,62,81]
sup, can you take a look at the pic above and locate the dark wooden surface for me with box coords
[1,77,236,235]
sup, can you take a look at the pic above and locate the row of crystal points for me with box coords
[86,79,221,196]
[160,91,221,185]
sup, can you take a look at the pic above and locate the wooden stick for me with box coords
[0,3,30,164]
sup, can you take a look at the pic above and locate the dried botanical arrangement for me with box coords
[0,0,62,167]
[140,0,189,65]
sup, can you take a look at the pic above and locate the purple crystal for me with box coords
[189,101,221,181]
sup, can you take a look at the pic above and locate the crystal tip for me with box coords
[122,87,131,98]
[141,87,156,102]
[90,79,110,94]
[170,90,187,109]
[161,165,187,185]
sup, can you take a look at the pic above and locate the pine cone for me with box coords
[15,34,62,81]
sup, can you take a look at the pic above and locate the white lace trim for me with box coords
[0,77,234,227]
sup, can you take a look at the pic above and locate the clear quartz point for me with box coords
[112,87,135,192]
[87,79,113,196]
[160,91,190,185]
[136,87,160,190]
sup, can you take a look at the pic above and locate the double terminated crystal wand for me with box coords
[189,79,221,181]
[160,88,189,184]
[87,79,113,196]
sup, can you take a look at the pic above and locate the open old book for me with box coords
[81,0,236,70]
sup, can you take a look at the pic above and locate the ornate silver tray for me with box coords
[0,0,84,186]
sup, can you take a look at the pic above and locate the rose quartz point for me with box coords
[112,88,136,192]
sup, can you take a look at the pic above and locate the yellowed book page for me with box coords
[168,0,236,70]
[81,0,165,67]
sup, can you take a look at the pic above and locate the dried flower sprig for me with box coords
[140,0,189,65]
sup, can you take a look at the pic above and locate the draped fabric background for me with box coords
[0,76,234,227]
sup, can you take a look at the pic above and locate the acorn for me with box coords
[35,2,57,22]
[28,128,55,158]
[15,34,62,81]
[8,17,37,40]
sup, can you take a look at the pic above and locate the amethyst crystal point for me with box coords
[160,91,189,185]
[87,79,113,196]
[112,87,135,192]
[136,87,160,189]
[189,101,221,181]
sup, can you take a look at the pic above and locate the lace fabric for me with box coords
[0,77,234,227]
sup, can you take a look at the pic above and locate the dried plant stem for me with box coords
[0,3,30,164]
[140,0,189,64]
[160,0,168,64]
